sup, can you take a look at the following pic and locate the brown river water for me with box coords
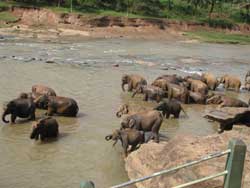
[0,37,250,188]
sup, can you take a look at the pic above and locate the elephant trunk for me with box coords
[2,111,9,123]
[105,135,112,141]
[116,111,122,118]
[121,82,125,92]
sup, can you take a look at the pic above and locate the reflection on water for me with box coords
[0,38,250,188]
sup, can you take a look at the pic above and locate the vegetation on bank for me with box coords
[184,30,250,44]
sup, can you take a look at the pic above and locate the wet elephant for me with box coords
[155,74,184,85]
[116,104,146,118]
[154,99,187,118]
[206,94,248,108]
[30,117,59,141]
[132,85,167,102]
[151,78,169,91]
[188,91,207,104]
[220,75,241,92]
[166,83,189,104]
[187,78,208,95]
[121,74,147,92]
[120,110,163,143]
[184,73,204,81]
[105,129,145,157]
[202,73,219,91]
[2,98,36,123]
[35,95,79,117]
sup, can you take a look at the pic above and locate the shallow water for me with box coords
[0,37,250,188]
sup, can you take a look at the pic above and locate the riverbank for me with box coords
[0,5,250,43]
[125,126,250,188]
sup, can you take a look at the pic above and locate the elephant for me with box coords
[132,85,167,102]
[105,129,145,157]
[245,70,250,81]
[243,76,250,91]
[206,94,248,108]
[155,74,184,85]
[151,79,169,91]
[120,110,163,143]
[2,98,36,123]
[154,99,187,118]
[35,95,79,117]
[32,85,57,96]
[186,78,208,95]
[166,83,189,104]
[121,74,147,92]
[220,75,241,92]
[184,74,204,82]
[30,117,59,141]
[201,73,219,91]
[188,91,207,104]
[116,104,146,118]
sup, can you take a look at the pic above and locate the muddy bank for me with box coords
[0,6,250,40]
[125,127,250,188]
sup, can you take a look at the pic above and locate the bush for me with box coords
[201,18,234,29]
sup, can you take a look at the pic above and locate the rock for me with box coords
[112,64,119,67]
[46,60,56,64]
[125,128,250,188]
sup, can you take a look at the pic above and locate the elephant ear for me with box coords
[128,118,136,128]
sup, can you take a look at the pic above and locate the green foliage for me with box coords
[201,18,234,29]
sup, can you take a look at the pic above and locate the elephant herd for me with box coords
[106,72,250,156]
[2,85,78,141]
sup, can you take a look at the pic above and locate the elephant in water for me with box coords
[220,74,241,92]
[120,110,163,143]
[32,84,57,96]
[30,117,59,141]
[201,73,219,91]
[121,74,147,92]
[2,98,36,123]
[35,95,79,117]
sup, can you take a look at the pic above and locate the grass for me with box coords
[184,30,250,44]
[0,12,18,22]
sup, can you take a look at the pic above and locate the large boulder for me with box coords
[125,127,250,188]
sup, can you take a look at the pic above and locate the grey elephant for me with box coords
[2,98,36,123]
[154,99,187,118]
[132,85,167,102]
[121,74,147,92]
[30,117,59,141]
[120,110,163,143]
[105,129,145,157]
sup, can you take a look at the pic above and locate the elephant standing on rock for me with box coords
[2,98,36,123]
[166,83,189,104]
[132,85,167,102]
[121,74,147,92]
[105,129,146,157]
[186,78,208,95]
[32,85,57,96]
[120,110,163,143]
[206,94,248,108]
[35,95,79,117]
[30,117,59,141]
[202,73,219,91]
[154,99,187,118]
[220,75,241,92]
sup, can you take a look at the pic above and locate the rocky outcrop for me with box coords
[125,128,250,188]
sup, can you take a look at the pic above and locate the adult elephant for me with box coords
[202,73,219,91]
[121,74,147,92]
[32,85,57,96]
[30,117,59,141]
[206,94,248,108]
[35,95,79,117]
[2,98,36,123]
[154,99,187,118]
[184,73,204,81]
[187,78,208,95]
[166,83,189,104]
[120,110,163,143]
[151,79,169,90]
[188,91,207,104]
[220,75,241,92]
[132,85,167,102]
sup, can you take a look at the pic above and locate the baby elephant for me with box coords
[105,129,145,157]
[154,99,187,118]
[30,117,59,141]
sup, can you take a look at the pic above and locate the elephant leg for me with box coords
[29,109,36,121]
[156,95,161,103]
[143,93,148,101]
[165,112,170,119]
[11,114,17,123]
[46,107,55,116]
[174,112,180,118]
[127,82,133,92]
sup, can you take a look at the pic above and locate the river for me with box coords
[0,37,250,188]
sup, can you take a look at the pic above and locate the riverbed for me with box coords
[0,37,250,188]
